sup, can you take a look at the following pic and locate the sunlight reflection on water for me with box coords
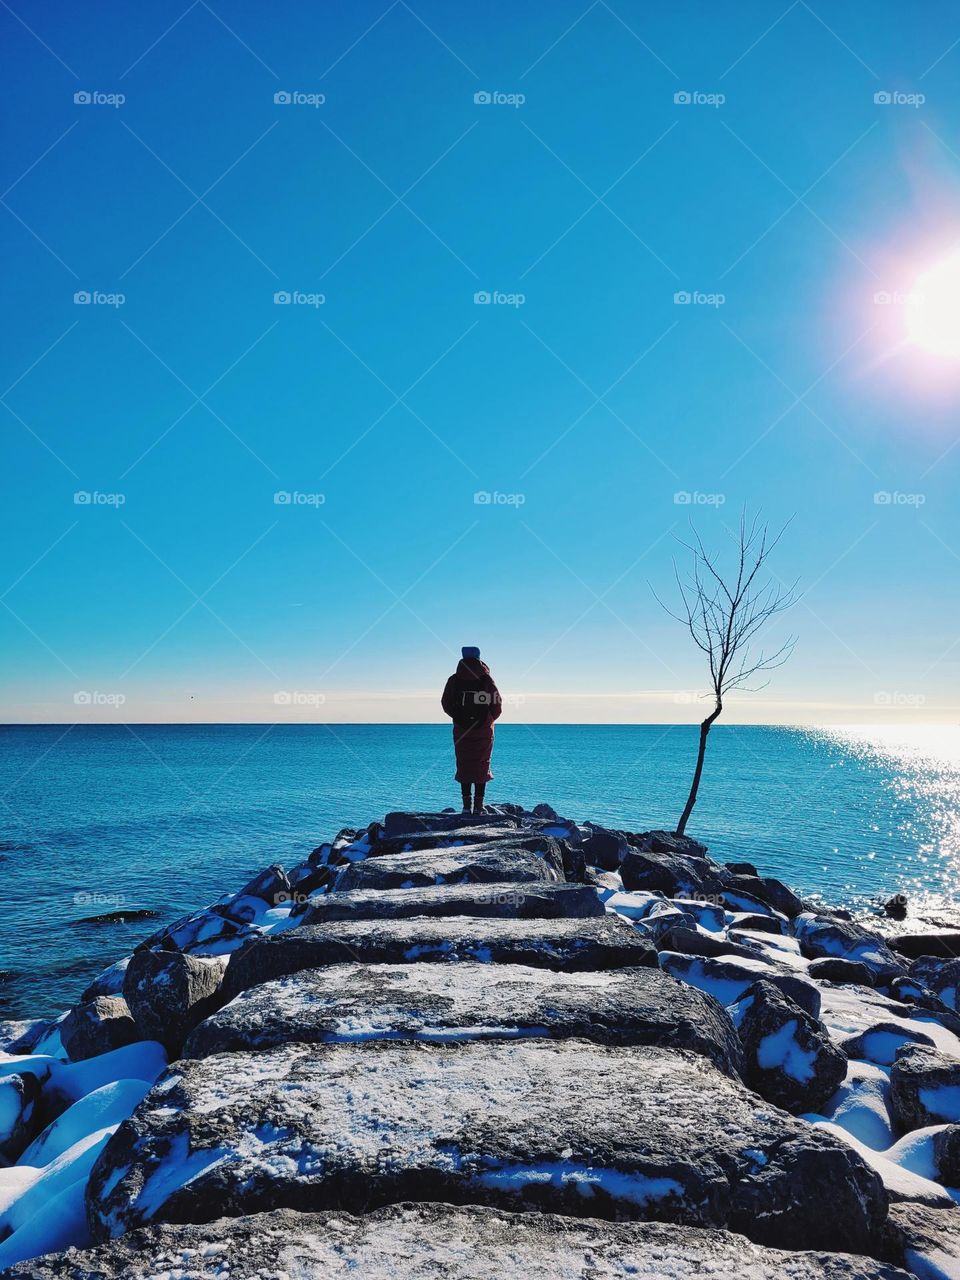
[814,725,960,931]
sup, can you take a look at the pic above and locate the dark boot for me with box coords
[473,783,485,815]
[460,783,472,814]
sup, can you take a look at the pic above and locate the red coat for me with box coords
[441,658,502,783]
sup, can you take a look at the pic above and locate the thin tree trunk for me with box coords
[676,702,722,836]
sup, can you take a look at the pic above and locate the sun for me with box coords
[906,247,960,358]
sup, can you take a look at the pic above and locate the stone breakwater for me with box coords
[2,804,960,1278]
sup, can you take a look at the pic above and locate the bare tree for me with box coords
[656,511,797,836]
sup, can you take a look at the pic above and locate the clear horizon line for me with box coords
[0,720,954,729]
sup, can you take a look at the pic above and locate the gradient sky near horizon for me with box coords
[3,0,960,725]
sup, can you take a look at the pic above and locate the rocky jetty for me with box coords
[2,803,960,1278]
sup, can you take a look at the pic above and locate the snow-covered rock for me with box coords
[794,915,906,984]
[382,811,521,838]
[122,950,229,1056]
[841,1021,937,1067]
[331,839,565,893]
[722,873,807,919]
[221,914,655,1002]
[811,1121,955,1208]
[0,1203,914,1279]
[59,996,138,1063]
[659,951,821,1018]
[729,979,846,1113]
[817,986,960,1061]
[302,880,605,925]
[184,962,744,1077]
[0,1124,116,1267]
[809,958,876,987]
[86,1039,887,1254]
[235,863,291,906]
[934,1125,960,1187]
[0,1072,41,1161]
[79,957,130,1002]
[883,1201,960,1279]
[892,1045,960,1131]
[819,1061,896,1151]
[12,803,960,1274]
[18,1079,152,1168]
[620,846,721,898]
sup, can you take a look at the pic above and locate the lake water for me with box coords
[2,722,959,1020]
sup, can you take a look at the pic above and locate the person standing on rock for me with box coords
[441,646,502,814]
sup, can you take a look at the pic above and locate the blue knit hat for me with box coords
[461,645,480,659]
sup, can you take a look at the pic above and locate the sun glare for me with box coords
[906,247,960,358]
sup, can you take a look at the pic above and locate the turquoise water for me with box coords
[2,723,959,1019]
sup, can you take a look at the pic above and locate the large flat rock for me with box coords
[366,828,572,858]
[184,962,743,1075]
[331,841,564,894]
[221,915,656,999]
[10,1204,911,1279]
[87,1039,886,1254]
[301,881,604,925]
[383,812,522,837]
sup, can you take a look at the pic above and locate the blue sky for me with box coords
[2,0,960,723]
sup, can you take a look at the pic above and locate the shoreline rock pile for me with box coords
[2,803,960,1277]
